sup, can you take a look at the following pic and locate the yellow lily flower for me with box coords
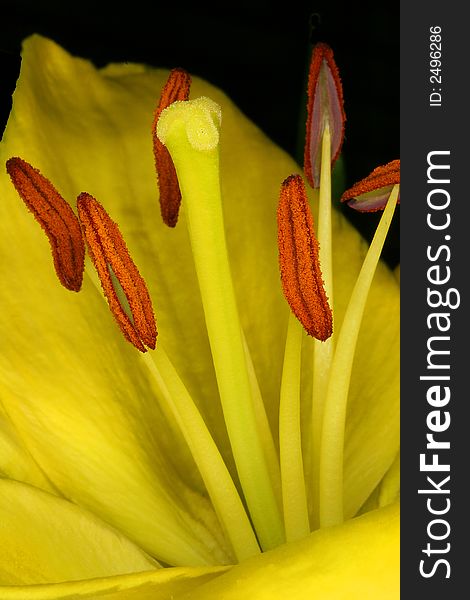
[0,35,399,598]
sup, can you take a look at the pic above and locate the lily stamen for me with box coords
[77,192,157,352]
[304,43,345,189]
[6,157,85,292]
[341,159,401,212]
[277,173,332,539]
[152,68,191,227]
[303,43,345,528]
[277,174,332,342]
[319,182,400,527]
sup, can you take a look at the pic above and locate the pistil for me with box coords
[157,97,284,551]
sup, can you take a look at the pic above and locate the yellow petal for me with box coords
[176,502,400,600]
[0,402,54,492]
[0,479,158,584]
[0,343,227,566]
[0,568,228,600]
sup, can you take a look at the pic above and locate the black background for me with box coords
[0,1,399,265]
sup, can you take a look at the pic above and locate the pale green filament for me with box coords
[157,97,284,551]
[319,184,400,527]
[279,313,310,542]
[242,332,283,512]
[84,264,260,562]
[143,351,261,562]
[316,125,334,297]
[311,125,334,528]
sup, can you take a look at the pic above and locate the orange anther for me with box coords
[341,160,400,212]
[278,174,333,341]
[151,68,191,227]
[304,43,345,189]
[77,193,157,352]
[6,157,85,291]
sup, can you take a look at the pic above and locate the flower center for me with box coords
[156,91,399,549]
[6,55,399,567]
